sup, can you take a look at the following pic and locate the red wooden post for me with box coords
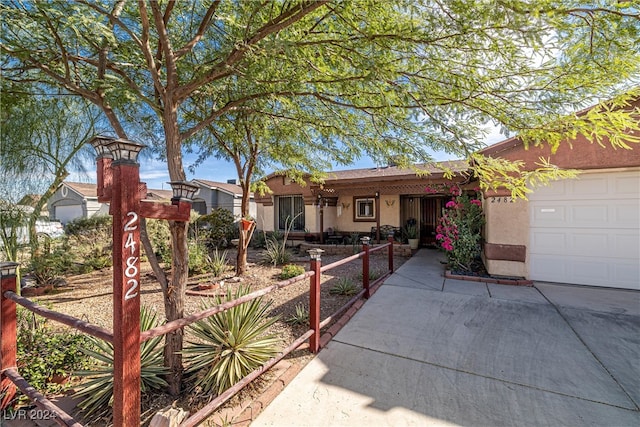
[109,149,143,427]
[361,237,370,299]
[0,262,20,409]
[387,234,394,273]
[308,249,323,353]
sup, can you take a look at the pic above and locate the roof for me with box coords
[194,179,252,197]
[321,160,468,182]
[61,182,173,200]
[63,182,98,197]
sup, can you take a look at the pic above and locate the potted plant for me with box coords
[403,224,419,250]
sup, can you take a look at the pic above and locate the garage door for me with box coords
[54,204,83,225]
[529,170,639,290]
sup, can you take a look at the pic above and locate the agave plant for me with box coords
[73,307,168,418]
[329,277,358,296]
[285,302,309,325]
[184,285,280,395]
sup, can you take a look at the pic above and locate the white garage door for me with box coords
[54,205,83,225]
[529,170,640,290]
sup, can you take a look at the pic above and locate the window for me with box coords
[354,196,376,222]
[276,195,305,230]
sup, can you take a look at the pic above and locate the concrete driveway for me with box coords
[252,249,640,427]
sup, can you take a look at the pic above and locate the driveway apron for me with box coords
[252,249,640,427]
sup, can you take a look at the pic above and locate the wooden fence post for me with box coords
[387,234,394,273]
[308,249,324,353]
[0,262,20,409]
[361,237,370,299]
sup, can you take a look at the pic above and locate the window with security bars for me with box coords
[276,195,305,230]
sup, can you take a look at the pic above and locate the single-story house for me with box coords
[49,182,174,225]
[254,99,639,290]
[192,179,257,219]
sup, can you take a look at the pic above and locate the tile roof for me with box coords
[64,182,98,197]
[321,160,469,182]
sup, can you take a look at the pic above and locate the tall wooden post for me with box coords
[0,262,20,409]
[308,249,324,353]
[361,237,370,298]
[111,159,142,427]
[387,234,394,272]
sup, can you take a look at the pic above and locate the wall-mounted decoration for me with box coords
[385,199,395,207]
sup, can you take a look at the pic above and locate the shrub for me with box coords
[188,240,211,275]
[279,264,305,280]
[197,209,237,248]
[146,218,171,263]
[184,285,279,395]
[65,215,112,272]
[285,303,309,325]
[15,308,91,403]
[261,236,291,266]
[210,248,229,277]
[30,244,74,286]
[330,277,358,296]
[436,188,485,272]
[74,307,168,419]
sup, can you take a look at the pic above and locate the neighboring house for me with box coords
[254,98,639,291]
[48,182,109,225]
[49,182,175,225]
[192,179,256,219]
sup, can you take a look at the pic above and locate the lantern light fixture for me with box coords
[168,181,200,201]
[0,261,20,278]
[88,136,116,158]
[360,236,371,246]
[308,248,325,260]
[105,139,146,164]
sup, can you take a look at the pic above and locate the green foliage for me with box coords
[279,264,305,280]
[285,303,309,325]
[30,244,74,286]
[15,308,91,402]
[436,189,485,272]
[262,236,291,266]
[403,224,418,240]
[146,218,171,264]
[210,248,229,277]
[188,241,212,275]
[330,277,358,296]
[197,209,238,249]
[74,307,168,419]
[184,286,279,395]
[65,215,112,272]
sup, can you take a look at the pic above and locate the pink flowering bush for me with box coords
[435,188,485,272]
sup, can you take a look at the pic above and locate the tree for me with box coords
[0,87,100,256]
[2,0,639,395]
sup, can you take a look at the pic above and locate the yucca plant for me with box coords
[73,307,168,418]
[330,277,358,296]
[210,248,229,277]
[184,285,280,395]
[286,302,309,325]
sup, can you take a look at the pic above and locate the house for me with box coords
[48,182,109,225]
[254,160,472,244]
[48,182,174,225]
[254,99,639,290]
[192,179,256,219]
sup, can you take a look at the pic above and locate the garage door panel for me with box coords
[530,231,566,254]
[529,170,639,289]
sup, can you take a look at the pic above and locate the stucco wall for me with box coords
[483,196,529,278]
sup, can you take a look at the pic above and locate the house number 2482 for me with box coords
[124,212,139,301]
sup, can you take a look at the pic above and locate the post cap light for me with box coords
[0,262,20,278]
[169,181,200,201]
[360,236,371,245]
[88,136,116,158]
[105,139,146,164]
[308,248,325,260]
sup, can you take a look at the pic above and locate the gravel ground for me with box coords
[29,246,408,425]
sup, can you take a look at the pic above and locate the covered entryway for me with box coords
[400,195,448,246]
[529,170,640,290]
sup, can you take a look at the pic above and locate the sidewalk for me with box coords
[252,248,640,426]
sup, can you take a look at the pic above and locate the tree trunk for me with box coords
[235,180,252,276]
[164,220,188,395]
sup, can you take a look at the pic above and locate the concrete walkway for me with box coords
[252,248,640,427]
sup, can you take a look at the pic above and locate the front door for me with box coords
[400,196,447,246]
